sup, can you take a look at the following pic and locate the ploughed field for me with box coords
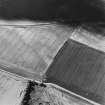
[46,39,105,104]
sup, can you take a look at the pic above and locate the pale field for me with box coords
[29,83,94,105]
[0,69,27,105]
[70,27,105,53]
[0,23,73,80]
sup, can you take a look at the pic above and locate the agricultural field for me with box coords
[0,22,103,105]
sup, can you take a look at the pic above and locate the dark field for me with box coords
[46,39,105,104]
[0,0,105,25]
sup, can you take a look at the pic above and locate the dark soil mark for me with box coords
[22,81,38,105]
[22,81,46,105]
